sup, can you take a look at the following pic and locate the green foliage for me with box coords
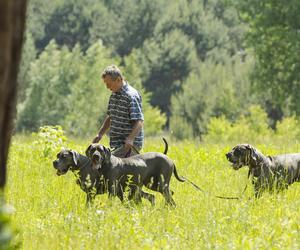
[36,0,96,51]
[171,55,255,138]
[17,41,82,131]
[275,116,300,143]
[169,116,193,140]
[90,0,162,57]
[0,197,18,250]
[32,125,67,158]
[237,0,300,117]
[155,0,244,61]
[203,105,300,145]
[138,29,198,116]
[204,105,274,144]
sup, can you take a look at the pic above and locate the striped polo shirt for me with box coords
[107,82,144,148]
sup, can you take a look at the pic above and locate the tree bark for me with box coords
[0,1,28,189]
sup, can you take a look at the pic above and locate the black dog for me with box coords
[85,142,185,206]
[226,144,300,197]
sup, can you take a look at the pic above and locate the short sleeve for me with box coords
[129,94,144,121]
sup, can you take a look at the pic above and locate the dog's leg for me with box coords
[141,191,155,206]
[163,185,176,207]
[134,187,143,204]
[116,190,124,202]
[127,186,142,204]
[86,192,95,207]
[254,180,263,198]
[107,180,118,199]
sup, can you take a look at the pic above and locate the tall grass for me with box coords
[5,135,300,249]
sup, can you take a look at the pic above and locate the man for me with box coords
[92,65,144,157]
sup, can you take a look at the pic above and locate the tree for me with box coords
[170,55,254,138]
[237,0,300,117]
[154,0,241,62]
[0,1,27,246]
[36,0,95,51]
[17,41,83,131]
[0,0,27,188]
[90,0,163,57]
[137,29,198,117]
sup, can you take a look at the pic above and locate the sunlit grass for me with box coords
[5,135,300,249]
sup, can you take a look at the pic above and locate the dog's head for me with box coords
[226,144,257,170]
[85,143,111,170]
[52,149,79,175]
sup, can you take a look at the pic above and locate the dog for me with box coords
[53,149,105,206]
[85,142,185,206]
[226,144,300,197]
[52,139,169,206]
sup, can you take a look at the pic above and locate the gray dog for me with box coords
[52,149,156,205]
[85,143,185,206]
[226,144,300,197]
[53,149,105,206]
[52,139,169,206]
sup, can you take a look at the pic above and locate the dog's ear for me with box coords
[85,144,92,158]
[103,146,111,160]
[70,150,79,166]
[245,144,257,163]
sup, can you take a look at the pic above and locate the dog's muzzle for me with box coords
[53,160,68,176]
[91,152,102,170]
[225,152,243,170]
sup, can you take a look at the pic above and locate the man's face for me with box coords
[102,75,122,92]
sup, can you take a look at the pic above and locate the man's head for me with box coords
[102,65,124,92]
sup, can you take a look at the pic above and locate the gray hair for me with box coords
[102,65,123,80]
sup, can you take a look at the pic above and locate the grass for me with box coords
[4,135,300,249]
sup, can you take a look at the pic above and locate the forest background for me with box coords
[17,0,300,142]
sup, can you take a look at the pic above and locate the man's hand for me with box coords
[92,134,102,143]
[124,138,133,154]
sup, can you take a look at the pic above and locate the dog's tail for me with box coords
[173,165,205,192]
[162,137,168,155]
[173,165,186,182]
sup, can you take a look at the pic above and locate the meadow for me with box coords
[5,133,300,249]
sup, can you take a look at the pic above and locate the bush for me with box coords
[0,197,18,250]
[275,116,300,143]
[203,105,274,144]
[32,125,67,158]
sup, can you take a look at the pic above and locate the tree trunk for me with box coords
[0,1,28,189]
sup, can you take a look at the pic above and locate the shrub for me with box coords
[203,105,274,144]
[0,197,18,250]
[275,116,300,143]
[32,125,67,158]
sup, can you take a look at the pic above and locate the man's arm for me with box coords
[124,120,143,149]
[92,115,111,143]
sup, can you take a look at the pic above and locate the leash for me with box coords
[111,144,140,157]
[183,170,250,200]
